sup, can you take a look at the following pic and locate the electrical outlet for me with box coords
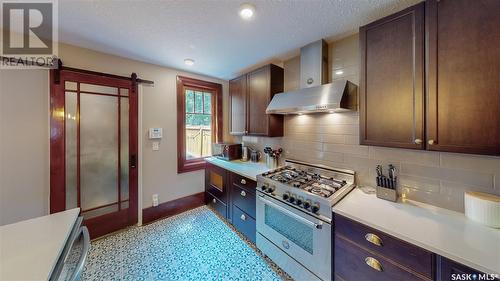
[152,194,159,207]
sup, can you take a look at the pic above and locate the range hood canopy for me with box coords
[266,40,358,114]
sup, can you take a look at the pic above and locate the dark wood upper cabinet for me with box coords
[229,75,247,135]
[229,64,284,137]
[359,3,425,149]
[426,0,500,156]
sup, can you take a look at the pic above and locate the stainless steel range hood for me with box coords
[266,40,358,114]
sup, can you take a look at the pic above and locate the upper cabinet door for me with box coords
[229,75,247,135]
[247,66,270,135]
[426,0,500,155]
[247,65,284,137]
[359,3,425,149]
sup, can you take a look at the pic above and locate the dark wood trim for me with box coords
[129,73,139,225]
[142,192,205,224]
[176,76,223,174]
[49,69,66,213]
[84,209,129,239]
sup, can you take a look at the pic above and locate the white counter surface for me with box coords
[333,188,500,275]
[206,157,272,181]
[0,208,80,281]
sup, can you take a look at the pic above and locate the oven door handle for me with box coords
[258,194,323,229]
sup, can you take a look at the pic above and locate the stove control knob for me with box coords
[288,194,296,203]
[296,196,304,206]
[303,200,311,209]
[261,185,268,192]
[311,203,320,214]
[266,186,275,193]
[282,192,290,200]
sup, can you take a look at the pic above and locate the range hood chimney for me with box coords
[266,39,358,114]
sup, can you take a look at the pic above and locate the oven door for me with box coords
[256,193,331,280]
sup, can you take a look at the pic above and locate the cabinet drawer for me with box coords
[334,235,429,281]
[231,173,257,190]
[206,192,227,218]
[334,214,434,279]
[231,184,256,218]
[232,206,256,243]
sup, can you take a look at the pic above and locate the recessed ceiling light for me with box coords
[239,3,255,20]
[184,58,195,66]
[335,70,344,75]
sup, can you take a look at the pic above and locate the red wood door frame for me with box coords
[50,69,138,238]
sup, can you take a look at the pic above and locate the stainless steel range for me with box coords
[256,159,355,281]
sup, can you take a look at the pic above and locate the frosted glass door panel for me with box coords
[120,98,129,203]
[80,93,118,211]
[65,92,78,209]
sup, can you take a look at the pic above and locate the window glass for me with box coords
[203,93,212,114]
[186,90,194,113]
[194,91,203,113]
[185,90,213,159]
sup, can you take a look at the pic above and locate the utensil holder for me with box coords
[376,186,398,202]
[266,154,279,169]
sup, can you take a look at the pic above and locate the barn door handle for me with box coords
[130,155,137,168]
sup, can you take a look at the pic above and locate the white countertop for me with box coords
[205,157,272,181]
[333,188,500,275]
[0,208,80,281]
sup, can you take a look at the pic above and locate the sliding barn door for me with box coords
[50,69,138,238]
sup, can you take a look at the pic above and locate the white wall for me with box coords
[0,43,231,225]
[0,70,50,225]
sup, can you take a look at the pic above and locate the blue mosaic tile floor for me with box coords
[82,206,286,281]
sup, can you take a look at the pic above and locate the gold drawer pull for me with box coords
[240,214,246,221]
[240,179,247,185]
[240,190,247,197]
[365,257,383,272]
[365,233,383,246]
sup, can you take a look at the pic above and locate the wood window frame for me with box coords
[177,76,223,173]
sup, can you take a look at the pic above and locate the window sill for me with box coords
[177,158,207,174]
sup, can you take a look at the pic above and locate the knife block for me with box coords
[376,186,398,202]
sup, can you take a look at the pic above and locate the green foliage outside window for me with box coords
[185,90,212,127]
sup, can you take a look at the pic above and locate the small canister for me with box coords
[241,146,249,161]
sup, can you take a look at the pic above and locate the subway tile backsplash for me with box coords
[240,34,500,212]
[244,112,500,212]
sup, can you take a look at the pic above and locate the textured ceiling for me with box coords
[58,0,420,80]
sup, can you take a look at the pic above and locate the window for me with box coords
[177,76,222,173]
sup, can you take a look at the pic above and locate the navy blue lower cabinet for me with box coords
[437,257,499,281]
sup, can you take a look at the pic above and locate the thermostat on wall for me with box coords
[149,128,162,139]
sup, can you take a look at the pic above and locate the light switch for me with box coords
[152,142,160,151]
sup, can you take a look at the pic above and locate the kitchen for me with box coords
[0,0,499,281]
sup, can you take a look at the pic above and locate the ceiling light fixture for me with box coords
[335,70,344,75]
[239,3,255,20]
[184,58,195,66]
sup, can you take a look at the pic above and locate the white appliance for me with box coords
[256,159,355,281]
